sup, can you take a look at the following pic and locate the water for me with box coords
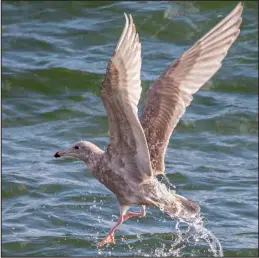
[2,1,258,256]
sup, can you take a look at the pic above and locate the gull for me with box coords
[54,2,243,247]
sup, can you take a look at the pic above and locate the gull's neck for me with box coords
[83,147,104,173]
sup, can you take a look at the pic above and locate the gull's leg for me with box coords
[97,205,146,247]
[97,205,130,247]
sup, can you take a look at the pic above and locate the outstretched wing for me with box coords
[141,2,243,175]
[101,14,153,182]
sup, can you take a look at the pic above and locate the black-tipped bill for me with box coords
[54,152,61,158]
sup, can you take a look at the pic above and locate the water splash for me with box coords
[136,214,223,257]
[152,182,223,256]
[167,215,224,257]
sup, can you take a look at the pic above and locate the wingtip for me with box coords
[230,2,244,17]
[115,12,130,52]
[124,12,134,23]
[124,12,128,21]
[233,2,244,17]
[237,1,244,12]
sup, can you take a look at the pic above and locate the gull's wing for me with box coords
[101,14,153,182]
[141,2,243,175]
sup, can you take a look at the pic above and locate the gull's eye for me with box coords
[74,146,79,150]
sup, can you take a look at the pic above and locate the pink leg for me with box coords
[97,205,146,247]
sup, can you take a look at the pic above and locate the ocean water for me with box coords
[2,1,258,256]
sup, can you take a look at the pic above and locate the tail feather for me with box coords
[164,193,200,221]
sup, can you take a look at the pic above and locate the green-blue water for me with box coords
[2,1,258,256]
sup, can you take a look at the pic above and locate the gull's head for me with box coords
[54,141,103,162]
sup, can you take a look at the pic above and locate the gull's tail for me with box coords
[146,179,200,221]
[163,193,201,222]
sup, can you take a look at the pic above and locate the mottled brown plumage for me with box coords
[54,3,243,247]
